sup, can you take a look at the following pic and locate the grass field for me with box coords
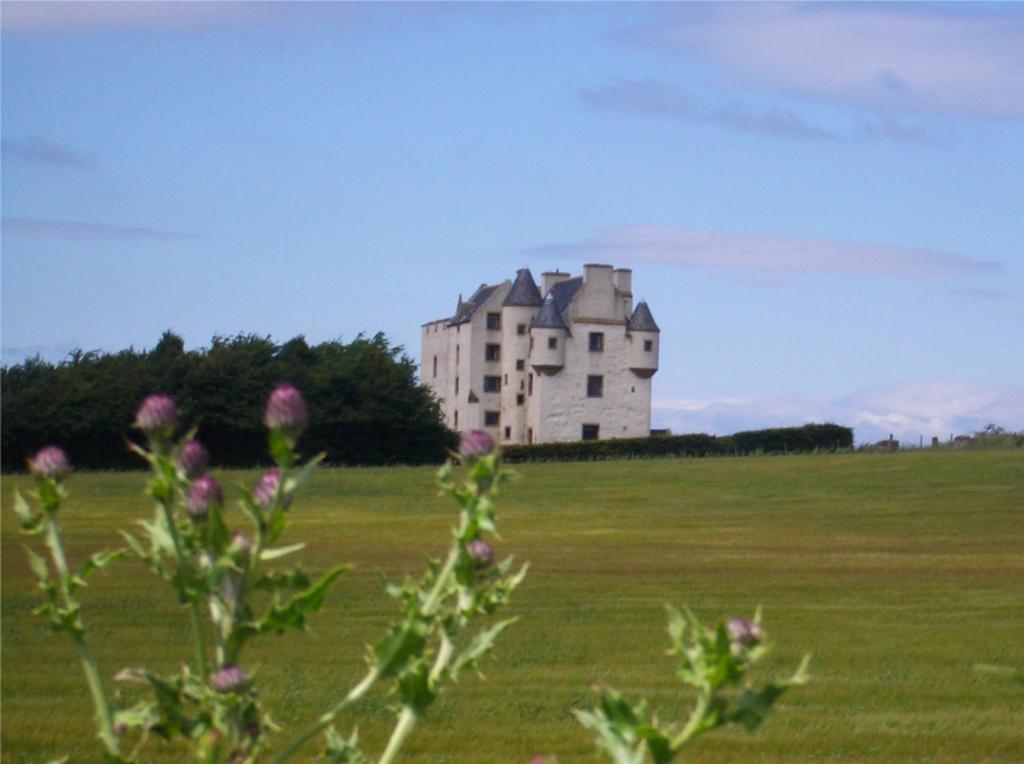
[3,450,1022,762]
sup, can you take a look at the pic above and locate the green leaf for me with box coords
[24,545,50,583]
[284,451,326,494]
[13,490,43,533]
[259,542,305,562]
[69,548,127,592]
[246,565,347,635]
[396,659,434,712]
[372,613,428,678]
[324,726,371,764]
[451,618,517,679]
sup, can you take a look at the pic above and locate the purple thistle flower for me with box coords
[727,617,764,651]
[28,445,71,481]
[459,430,495,460]
[466,539,494,569]
[186,475,222,519]
[210,664,247,693]
[134,394,178,437]
[178,440,209,479]
[252,467,288,509]
[264,384,308,440]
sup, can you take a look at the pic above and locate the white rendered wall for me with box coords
[535,322,651,442]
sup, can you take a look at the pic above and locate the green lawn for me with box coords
[3,450,1022,762]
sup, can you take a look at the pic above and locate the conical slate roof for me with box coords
[503,268,543,307]
[628,301,660,332]
[531,294,566,330]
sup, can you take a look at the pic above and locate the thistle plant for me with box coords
[14,387,526,764]
[576,607,810,764]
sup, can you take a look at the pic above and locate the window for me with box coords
[520,380,525,391]
[548,336,557,350]
[504,426,511,440]
[589,332,604,352]
[486,312,501,330]
[517,323,526,335]
[528,373,533,396]
[587,375,604,398]
[483,375,501,393]
[456,344,460,363]
[582,424,600,441]
[516,394,525,406]
[529,337,534,351]
[485,343,501,361]
[527,427,534,443]
[454,411,458,428]
[504,374,508,385]
[644,339,653,352]
[455,377,459,394]
[516,359,525,371]
[432,355,437,377]
[484,411,500,426]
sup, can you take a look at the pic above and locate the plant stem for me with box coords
[269,668,378,764]
[160,501,209,679]
[44,512,121,758]
[671,688,711,751]
[377,706,418,764]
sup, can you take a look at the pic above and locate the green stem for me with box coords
[160,501,209,679]
[269,668,378,764]
[671,687,711,752]
[376,706,418,764]
[45,512,121,757]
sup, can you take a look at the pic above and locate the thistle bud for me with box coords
[466,539,494,569]
[134,394,178,437]
[727,617,764,653]
[210,664,247,693]
[264,384,308,440]
[228,531,252,560]
[459,429,494,460]
[28,446,71,481]
[178,440,209,479]
[253,467,288,509]
[186,474,222,519]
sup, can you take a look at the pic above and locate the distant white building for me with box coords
[420,264,659,444]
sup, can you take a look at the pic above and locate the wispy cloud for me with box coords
[2,136,95,169]
[525,226,999,278]
[861,115,941,146]
[653,381,1024,444]
[579,80,836,141]
[3,218,191,242]
[619,4,1024,121]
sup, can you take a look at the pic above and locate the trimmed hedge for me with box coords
[502,423,853,463]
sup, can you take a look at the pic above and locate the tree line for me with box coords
[2,331,457,472]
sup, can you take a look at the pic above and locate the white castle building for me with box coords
[420,264,659,444]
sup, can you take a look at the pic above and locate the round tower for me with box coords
[501,269,543,443]
[627,300,660,378]
[529,294,567,375]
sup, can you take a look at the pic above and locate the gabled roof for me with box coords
[531,294,566,330]
[503,268,543,307]
[448,283,500,326]
[628,301,660,332]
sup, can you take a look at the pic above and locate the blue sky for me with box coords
[3,2,1022,444]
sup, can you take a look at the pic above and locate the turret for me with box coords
[627,300,659,378]
[502,269,543,441]
[529,294,567,375]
